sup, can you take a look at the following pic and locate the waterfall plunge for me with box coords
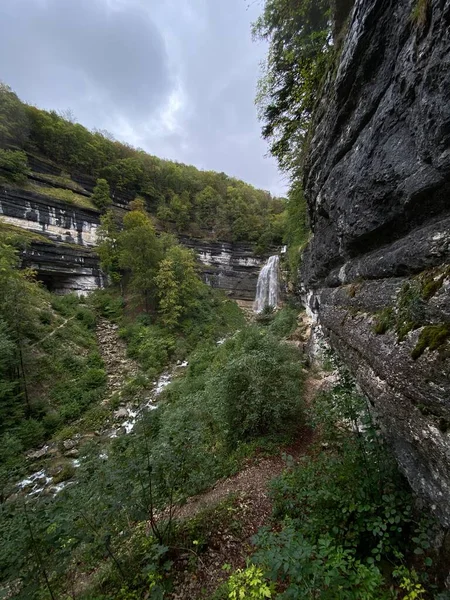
[254,255,280,313]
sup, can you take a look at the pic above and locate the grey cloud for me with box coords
[0,0,287,195]
[0,0,172,122]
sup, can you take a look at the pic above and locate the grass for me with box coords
[0,219,53,245]
[26,182,98,211]
[411,0,429,25]
[30,171,87,194]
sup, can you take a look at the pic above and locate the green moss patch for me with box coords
[26,182,98,211]
[0,220,53,246]
[373,308,394,335]
[411,323,450,360]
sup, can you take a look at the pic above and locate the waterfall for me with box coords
[254,255,280,313]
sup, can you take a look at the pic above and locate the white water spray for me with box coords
[254,255,280,313]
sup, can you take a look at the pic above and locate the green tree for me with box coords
[119,199,162,311]
[194,185,220,230]
[101,157,144,197]
[0,83,30,148]
[0,231,43,419]
[169,190,192,231]
[0,149,30,183]
[155,245,202,328]
[97,209,121,285]
[253,0,332,174]
[91,178,112,211]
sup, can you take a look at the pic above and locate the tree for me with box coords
[0,230,43,419]
[91,178,112,211]
[0,149,30,183]
[97,209,121,285]
[194,185,220,230]
[155,245,202,328]
[169,190,192,231]
[119,199,162,311]
[0,83,30,148]
[253,0,332,174]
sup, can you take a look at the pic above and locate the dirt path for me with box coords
[96,317,139,401]
[168,313,330,599]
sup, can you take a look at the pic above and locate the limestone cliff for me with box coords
[302,0,450,525]
[0,182,267,298]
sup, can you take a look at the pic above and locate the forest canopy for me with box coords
[0,83,285,247]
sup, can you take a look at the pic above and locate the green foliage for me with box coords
[373,308,394,335]
[97,210,122,285]
[0,148,29,183]
[283,181,309,283]
[214,328,304,447]
[411,323,450,360]
[91,178,112,211]
[122,322,176,378]
[253,527,387,599]
[248,367,437,599]
[0,83,29,147]
[253,0,333,174]
[267,307,299,338]
[0,84,286,244]
[119,199,162,311]
[89,288,125,321]
[411,0,429,25]
[155,245,203,328]
[226,564,274,599]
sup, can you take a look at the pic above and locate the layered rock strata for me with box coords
[302,0,450,525]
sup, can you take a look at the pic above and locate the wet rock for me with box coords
[64,449,80,458]
[302,0,450,525]
[63,439,77,450]
[114,407,128,419]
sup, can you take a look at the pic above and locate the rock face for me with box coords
[302,0,450,525]
[180,236,270,300]
[1,184,267,299]
[0,185,100,246]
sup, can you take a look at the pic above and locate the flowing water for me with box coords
[254,255,280,313]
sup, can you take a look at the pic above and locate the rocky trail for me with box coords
[168,330,329,600]
[96,317,139,402]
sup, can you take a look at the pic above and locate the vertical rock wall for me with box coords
[301,0,450,525]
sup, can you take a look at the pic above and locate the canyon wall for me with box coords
[1,184,267,299]
[302,0,450,525]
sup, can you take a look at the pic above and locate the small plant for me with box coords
[226,564,274,600]
[373,308,394,335]
[411,323,450,360]
[393,566,426,599]
[411,0,429,26]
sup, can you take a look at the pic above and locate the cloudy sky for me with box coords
[0,0,287,195]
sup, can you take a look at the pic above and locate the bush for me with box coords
[214,328,304,447]
[75,306,97,329]
[253,527,387,600]
[17,418,45,447]
[81,368,107,390]
[90,289,124,321]
[0,149,29,183]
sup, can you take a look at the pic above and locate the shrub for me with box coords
[89,289,124,321]
[81,368,107,390]
[75,306,97,329]
[91,178,112,211]
[0,149,29,183]
[214,328,304,447]
[253,527,387,600]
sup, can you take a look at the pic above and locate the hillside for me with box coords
[1,0,450,599]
